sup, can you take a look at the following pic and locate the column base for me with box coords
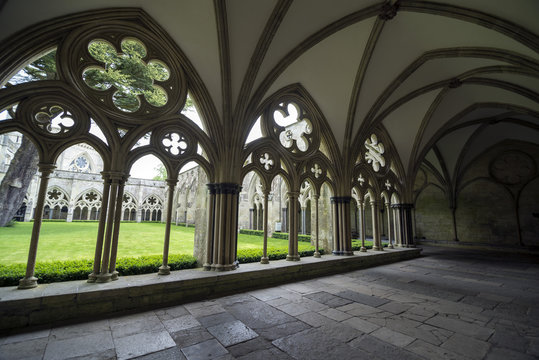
[260,257,269,264]
[372,246,383,251]
[111,271,119,280]
[203,263,212,271]
[388,244,394,249]
[96,273,112,283]
[87,272,97,283]
[18,277,38,289]
[158,265,170,275]
[210,263,237,271]
[286,255,300,261]
[359,247,367,252]
[342,251,354,256]
[314,251,321,258]
[332,250,343,255]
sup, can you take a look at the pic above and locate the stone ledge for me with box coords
[0,247,421,333]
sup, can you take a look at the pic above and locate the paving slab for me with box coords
[406,339,472,360]
[170,326,214,348]
[0,337,48,360]
[180,339,228,360]
[162,314,201,333]
[441,333,491,359]
[226,336,273,357]
[426,314,494,340]
[114,330,176,360]
[44,331,114,360]
[133,346,186,360]
[485,347,537,360]
[256,320,310,341]
[342,317,380,334]
[349,334,423,360]
[206,320,258,347]
[371,326,415,347]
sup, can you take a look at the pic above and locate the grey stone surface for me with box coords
[0,337,48,360]
[350,334,423,360]
[206,320,258,346]
[226,336,273,357]
[441,333,491,359]
[162,315,200,333]
[133,346,186,360]
[1,246,537,360]
[426,315,494,340]
[257,320,311,341]
[44,331,114,360]
[180,339,228,360]
[114,330,176,360]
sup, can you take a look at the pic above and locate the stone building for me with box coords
[0,0,538,347]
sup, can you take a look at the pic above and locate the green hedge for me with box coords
[239,229,264,236]
[237,246,324,263]
[0,254,197,287]
[175,223,196,228]
[270,232,311,242]
[30,219,67,222]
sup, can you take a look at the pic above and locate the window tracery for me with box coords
[365,134,385,172]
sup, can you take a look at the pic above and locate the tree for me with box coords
[152,164,167,181]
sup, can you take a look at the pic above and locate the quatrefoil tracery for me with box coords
[272,102,313,153]
[162,132,189,156]
[259,153,274,171]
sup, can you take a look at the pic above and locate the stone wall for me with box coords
[414,141,539,249]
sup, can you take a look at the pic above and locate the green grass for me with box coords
[0,222,293,265]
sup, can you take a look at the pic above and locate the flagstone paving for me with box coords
[1,246,538,359]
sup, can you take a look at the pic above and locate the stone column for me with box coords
[88,172,111,282]
[331,197,353,255]
[371,200,383,251]
[96,172,122,283]
[159,179,177,275]
[109,175,128,280]
[261,189,270,264]
[203,185,216,270]
[282,207,287,232]
[286,192,300,261]
[301,206,306,235]
[392,205,401,247]
[399,203,414,247]
[386,202,394,249]
[313,194,321,258]
[206,183,241,271]
[359,201,367,252]
[18,163,56,289]
[249,208,254,229]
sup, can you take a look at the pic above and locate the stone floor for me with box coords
[1,246,538,360]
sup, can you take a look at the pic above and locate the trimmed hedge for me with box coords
[175,223,196,228]
[237,246,324,263]
[271,232,311,242]
[30,219,67,222]
[239,229,264,236]
[0,254,197,287]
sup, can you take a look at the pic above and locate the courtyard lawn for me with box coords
[0,222,292,265]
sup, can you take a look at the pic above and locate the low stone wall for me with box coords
[0,248,421,333]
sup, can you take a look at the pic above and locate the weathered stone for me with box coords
[206,320,258,347]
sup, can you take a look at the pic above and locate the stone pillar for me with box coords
[400,203,414,247]
[159,179,177,275]
[205,183,241,271]
[359,201,367,252]
[249,208,254,229]
[301,207,306,235]
[18,163,56,289]
[136,207,142,223]
[108,175,128,280]
[286,192,300,261]
[282,207,287,232]
[66,205,74,222]
[96,172,123,283]
[313,194,321,258]
[88,172,111,282]
[386,202,394,249]
[261,189,270,264]
[331,197,353,255]
[371,200,383,251]
[392,205,401,247]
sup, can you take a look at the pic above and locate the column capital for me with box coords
[37,163,56,176]
[312,193,320,200]
[287,191,299,198]
[166,178,178,187]
[392,203,414,210]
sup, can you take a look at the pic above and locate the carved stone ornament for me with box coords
[490,151,536,185]
[162,132,189,156]
[34,105,75,135]
[365,134,386,172]
[311,163,323,178]
[259,152,274,171]
[273,102,313,152]
[379,2,399,21]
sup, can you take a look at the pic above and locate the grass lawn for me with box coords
[0,222,293,265]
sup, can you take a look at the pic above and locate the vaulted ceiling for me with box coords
[1,0,538,185]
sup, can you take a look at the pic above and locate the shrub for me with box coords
[174,223,195,228]
[239,229,264,236]
[0,254,197,287]
[30,219,67,222]
[236,245,324,263]
[269,232,311,242]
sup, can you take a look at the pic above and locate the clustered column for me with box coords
[385,202,394,249]
[358,201,367,252]
[204,183,241,271]
[331,196,353,255]
[18,163,56,289]
[261,189,270,264]
[371,199,383,251]
[286,191,300,261]
[313,194,321,258]
[87,171,127,283]
[396,203,414,247]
